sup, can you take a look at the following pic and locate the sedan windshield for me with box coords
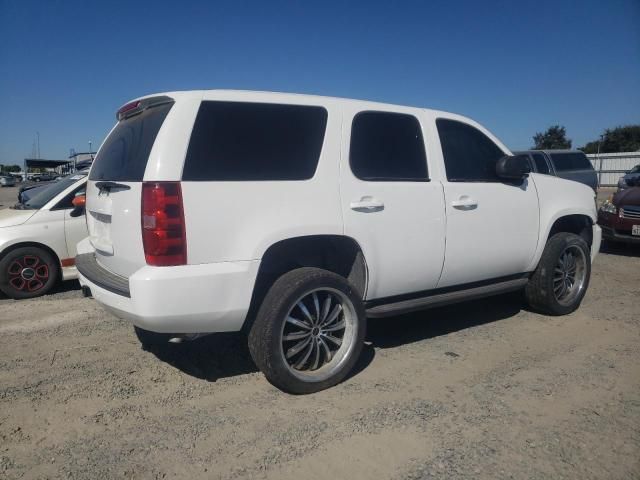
[22,174,87,210]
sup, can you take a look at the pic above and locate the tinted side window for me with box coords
[532,153,550,174]
[183,102,328,181]
[436,119,505,182]
[549,152,593,171]
[89,103,173,181]
[349,111,428,181]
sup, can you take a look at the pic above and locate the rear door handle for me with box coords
[451,195,478,210]
[95,181,131,192]
[350,196,384,212]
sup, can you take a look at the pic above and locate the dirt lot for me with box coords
[1,184,639,479]
[0,246,638,479]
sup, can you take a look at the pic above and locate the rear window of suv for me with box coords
[89,103,173,181]
[549,152,593,172]
[183,101,328,181]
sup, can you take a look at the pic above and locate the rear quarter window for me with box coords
[549,152,593,172]
[182,101,328,181]
[89,103,173,182]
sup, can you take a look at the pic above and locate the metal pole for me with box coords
[36,132,40,159]
[597,135,603,187]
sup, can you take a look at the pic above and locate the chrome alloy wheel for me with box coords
[553,245,587,306]
[280,288,358,382]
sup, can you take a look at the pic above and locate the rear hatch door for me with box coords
[86,98,174,277]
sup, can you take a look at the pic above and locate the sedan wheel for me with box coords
[0,247,59,299]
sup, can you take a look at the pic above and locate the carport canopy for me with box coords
[24,158,70,170]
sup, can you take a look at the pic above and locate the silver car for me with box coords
[0,175,16,187]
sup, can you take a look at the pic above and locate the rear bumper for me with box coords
[76,241,260,333]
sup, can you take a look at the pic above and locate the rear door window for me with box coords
[89,103,173,181]
[349,111,428,181]
[436,119,505,182]
[549,152,593,172]
[183,101,328,181]
[532,153,551,174]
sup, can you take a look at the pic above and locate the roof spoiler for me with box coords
[116,95,174,121]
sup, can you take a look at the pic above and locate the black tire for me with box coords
[248,267,366,394]
[525,232,591,315]
[0,246,59,299]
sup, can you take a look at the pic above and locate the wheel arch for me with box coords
[528,211,595,272]
[0,241,63,280]
[547,214,594,247]
[242,234,368,332]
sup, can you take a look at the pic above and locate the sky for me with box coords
[0,0,639,166]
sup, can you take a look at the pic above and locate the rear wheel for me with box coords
[248,267,366,394]
[0,246,59,299]
[525,232,591,315]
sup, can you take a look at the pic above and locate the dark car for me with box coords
[18,168,90,204]
[34,173,57,182]
[515,150,598,191]
[617,164,640,190]
[18,182,52,204]
[598,177,640,244]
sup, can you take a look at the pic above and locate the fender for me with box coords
[527,174,597,272]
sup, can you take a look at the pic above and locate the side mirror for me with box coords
[70,194,86,217]
[496,155,531,180]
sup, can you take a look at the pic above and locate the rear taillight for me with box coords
[141,182,187,266]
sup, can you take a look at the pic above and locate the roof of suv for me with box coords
[122,89,512,155]
[128,89,465,119]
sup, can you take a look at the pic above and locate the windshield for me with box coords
[22,174,87,210]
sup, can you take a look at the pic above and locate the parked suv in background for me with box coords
[617,164,640,190]
[515,150,598,190]
[77,91,601,393]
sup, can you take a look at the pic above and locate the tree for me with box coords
[532,125,572,149]
[0,164,21,173]
[580,125,640,154]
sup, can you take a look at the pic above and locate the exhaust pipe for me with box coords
[168,333,209,344]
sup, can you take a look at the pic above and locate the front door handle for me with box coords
[451,195,478,210]
[350,196,384,212]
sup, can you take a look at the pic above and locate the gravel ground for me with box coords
[0,242,639,479]
[1,184,639,478]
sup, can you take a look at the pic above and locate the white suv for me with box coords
[77,90,601,393]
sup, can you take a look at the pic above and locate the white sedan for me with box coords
[0,173,87,299]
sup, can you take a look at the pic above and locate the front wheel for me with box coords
[248,267,366,394]
[525,232,591,315]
